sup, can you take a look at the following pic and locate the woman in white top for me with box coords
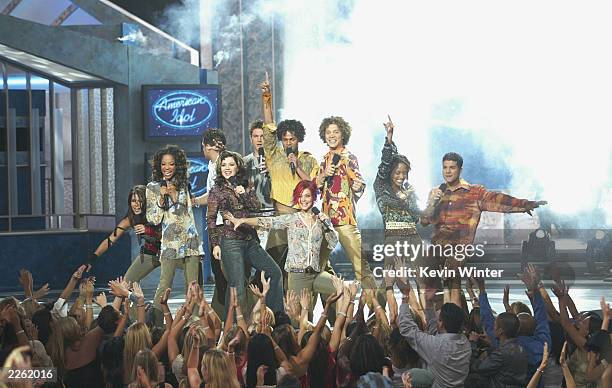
[227,179,338,316]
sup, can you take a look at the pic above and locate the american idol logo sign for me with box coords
[152,91,213,130]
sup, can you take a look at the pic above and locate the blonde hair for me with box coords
[248,307,275,334]
[181,323,208,376]
[128,349,160,388]
[124,322,153,383]
[46,316,82,377]
[201,349,240,388]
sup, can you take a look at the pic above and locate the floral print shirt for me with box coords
[257,212,338,272]
[373,140,421,231]
[207,181,262,249]
[146,182,204,260]
[319,147,365,226]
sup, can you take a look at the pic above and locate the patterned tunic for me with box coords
[373,140,421,234]
[262,123,320,207]
[146,182,204,260]
[319,147,365,226]
[421,179,537,245]
[207,182,261,249]
[257,212,338,272]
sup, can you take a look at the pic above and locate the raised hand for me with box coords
[401,371,413,388]
[249,283,264,299]
[94,292,107,307]
[260,271,271,297]
[325,289,344,305]
[559,341,569,367]
[299,288,311,313]
[160,288,172,306]
[538,342,549,372]
[84,277,95,299]
[383,114,394,143]
[384,264,395,289]
[601,296,610,320]
[230,287,238,309]
[108,279,129,298]
[32,283,50,300]
[18,269,33,293]
[503,285,510,310]
[256,365,269,387]
[394,257,410,291]
[551,279,567,299]
[73,265,87,281]
[285,290,299,320]
[132,282,144,301]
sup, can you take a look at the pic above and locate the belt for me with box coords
[288,266,319,274]
[385,221,417,230]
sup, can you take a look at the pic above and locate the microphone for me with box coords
[312,207,334,232]
[325,153,341,186]
[286,147,296,176]
[258,147,268,177]
[432,183,448,208]
[160,180,169,209]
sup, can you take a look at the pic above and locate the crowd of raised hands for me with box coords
[0,261,610,388]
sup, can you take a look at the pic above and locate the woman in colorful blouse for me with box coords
[85,185,162,284]
[146,145,204,307]
[373,117,423,280]
[227,179,339,317]
[207,150,284,317]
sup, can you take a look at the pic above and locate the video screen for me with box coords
[143,84,221,138]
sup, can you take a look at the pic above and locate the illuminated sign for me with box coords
[143,85,221,138]
[152,91,213,130]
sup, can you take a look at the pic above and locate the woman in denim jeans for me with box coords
[207,150,283,317]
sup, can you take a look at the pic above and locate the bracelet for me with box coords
[164,312,171,316]
[236,315,244,320]
[274,345,280,351]
[137,304,146,308]
[337,312,347,317]
[207,310,215,316]
[15,330,25,335]
[536,368,544,374]
[86,304,93,308]
[375,305,383,310]
[203,326,210,331]
[321,313,327,318]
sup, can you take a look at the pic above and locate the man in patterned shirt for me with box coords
[316,116,378,292]
[421,152,547,263]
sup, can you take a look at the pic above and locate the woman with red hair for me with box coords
[226,179,339,316]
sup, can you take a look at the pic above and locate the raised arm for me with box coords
[554,281,586,350]
[92,217,131,259]
[477,186,546,214]
[261,73,274,125]
[476,278,498,348]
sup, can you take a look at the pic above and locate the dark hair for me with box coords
[517,312,535,336]
[389,154,411,179]
[388,327,420,369]
[202,128,226,147]
[126,185,146,227]
[442,152,463,168]
[276,374,301,388]
[97,305,120,334]
[349,334,386,378]
[213,150,248,187]
[466,307,483,334]
[150,145,189,191]
[246,334,278,388]
[300,331,328,388]
[497,312,520,338]
[101,336,124,388]
[510,301,532,315]
[291,180,319,206]
[439,303,465,334]
[274,311,291,328]
[249,120,264,135]
[31,308,52,346]
[272,324,300,357]
[319,116,352,145]
[277,119,305,142]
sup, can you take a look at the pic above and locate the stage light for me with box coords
[522,228,556,264]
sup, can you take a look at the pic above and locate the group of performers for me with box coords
[84,75,547,321]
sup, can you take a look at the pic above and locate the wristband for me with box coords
[137,304,146,308]
[164,312,171,316]
[236,315,244,320]
[15,330,25,335]
[274,345,280,351]
[207,310,215,316]
[337,312,347,317]
[385,286,394,291]
[375,305,383,310]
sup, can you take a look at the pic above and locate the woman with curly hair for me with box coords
[206,150,283,316]
[84,185,162,284]
[146,145,203,307]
